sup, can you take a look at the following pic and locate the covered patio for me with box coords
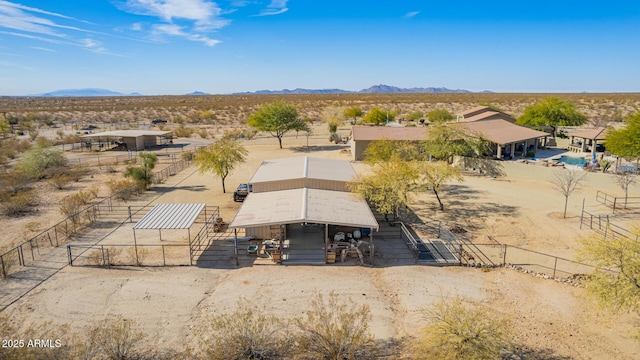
[458,119,550,159]
[228,188,379,265]
[567,127,608,155]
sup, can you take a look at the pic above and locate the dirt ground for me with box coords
[3,124,640,359]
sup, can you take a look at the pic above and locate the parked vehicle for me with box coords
[233,183,253,202]
[151,118,167,124]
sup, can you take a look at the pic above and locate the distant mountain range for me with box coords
[236,84,477,95]
[32,88,141,97]
[27,84,485,97]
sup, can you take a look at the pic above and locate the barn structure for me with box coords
[229,156,379,265]
[80,130,173,151]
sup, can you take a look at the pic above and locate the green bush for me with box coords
[14,145,67,180]
[411,297,513,360]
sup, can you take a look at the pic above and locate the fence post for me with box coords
[613,198,617,214]
[67,245,72,266]
[579,199,585,229]
[30,239,38,257]
[128,206,133,222]
[54,226,58,246]
[0,255,5,278]
[162,246,166,266]
[502,244,507,265]
[553,257,558,278]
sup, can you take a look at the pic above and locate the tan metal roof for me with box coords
[461,111,515,123]
[457,106,491,117]
[456,119,549,145]
[567,127,609,140]
[351,126,428,141]
[249,157,356,183]
[229,188,379,230]
[134,203,205,229]
[82,130,171,138]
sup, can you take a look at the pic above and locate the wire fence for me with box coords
[67,244,191,267]
[460,243,596,279]
[0,157,194,279]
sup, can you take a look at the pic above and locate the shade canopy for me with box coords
[229,188,379,230]
[82,130,171,138]
[134,203,206,230]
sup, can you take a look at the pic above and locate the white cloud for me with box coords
[122,0,227,46]
[131,22,142,31]
[405,11,419,18]
[152,23,220,46]
[257,0,288,16]
[123,0,227,29]
[30,46,55,52]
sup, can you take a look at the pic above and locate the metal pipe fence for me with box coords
[596,190,640,214]
[579,209,639,241]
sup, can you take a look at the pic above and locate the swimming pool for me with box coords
[558,155,588,166]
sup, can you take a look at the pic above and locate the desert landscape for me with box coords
[1,94,640,359]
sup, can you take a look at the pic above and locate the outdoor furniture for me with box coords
[340,245,364,265]
[334,232,346,242]
[247,245,258,255]
[262,240,280,258]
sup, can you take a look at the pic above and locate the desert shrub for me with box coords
[50,174,73,190]
[0,316,73,360]
[0,190,39,217]
[181,151,194,161]
[87,249,106,266]
[124,152,157,189]
[198,298,292,360]
[106,179,139,201]
[127,247,149,266]
[78,315,146,360]
[68,165,90,182]
[35,136,53,147]
[28,129,39,141]
[14,144,67,180]
[173,125,195,138]
[0,171,32,195]
[59,190,97,227]
[197,128,210,139]
[411,297,513,360]
[293,291,376,360]
[106,247,122,266]
[328,120,338,133]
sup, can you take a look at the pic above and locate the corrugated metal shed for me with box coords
[249,157,356,184]
[229,188,379,230]
[134,203,206,229]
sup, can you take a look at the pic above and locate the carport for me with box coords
[81,130,173,151]
[228,188,379,265]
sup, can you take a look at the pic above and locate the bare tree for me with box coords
[550,169,587,218]
[616,171,638,209]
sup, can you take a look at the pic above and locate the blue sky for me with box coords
[0,0,638,95]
